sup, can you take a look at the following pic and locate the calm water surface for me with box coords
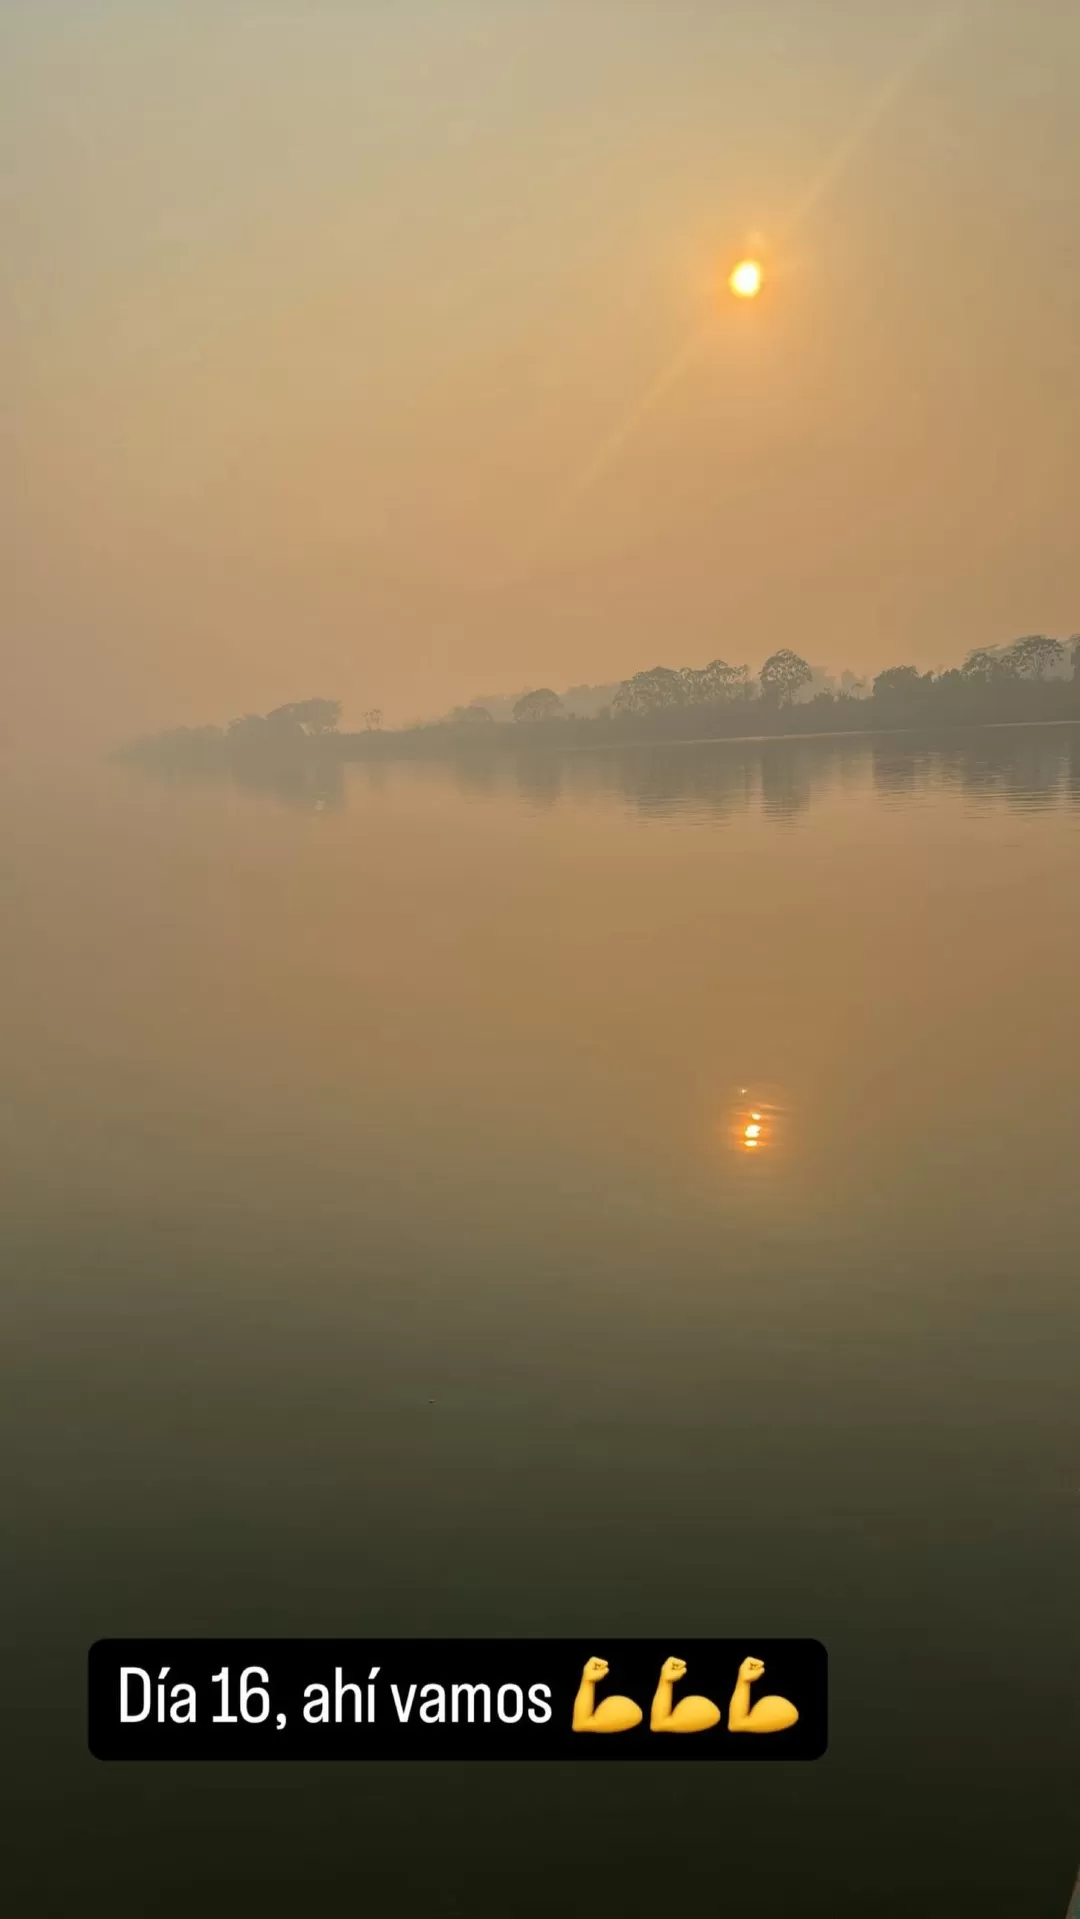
[4,728,1079,1916]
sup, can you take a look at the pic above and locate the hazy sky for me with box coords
[4,1,1079,736]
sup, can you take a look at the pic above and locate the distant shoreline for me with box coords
[542,714,1080,757]
[117,638,1080,775]
[328,712,1080,762]
[119,687,1080,783]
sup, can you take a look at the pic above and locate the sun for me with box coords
[729,259,763,299]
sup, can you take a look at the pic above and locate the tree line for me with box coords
[120,634,1080,771]
[443,634,1079,732]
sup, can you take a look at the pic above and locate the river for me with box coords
[4,726,1078,1915]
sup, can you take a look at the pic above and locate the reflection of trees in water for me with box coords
[514,753,564,809]
[611,749,691,819]
[569,742,819,819]
[871,746,921,798]
[572,729,1080,818]
[939,733,1071,810]
[127,722,1080,820]
[868,733,1077,811]
[757,743,817,821]
[232,755,346,811]
[615,746,746,819]
[421,728,1080,819]
[199,745,343,810]
[563,739,848,820]
[451,752,502,799]
[556,744,749,817]
[452,748,565,807]
[127,744,346,811]
[350,758,390,797]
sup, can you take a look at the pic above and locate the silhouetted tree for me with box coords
[684,658,750,704]
[1001,635,1065,680]
[760,649,812,706]
[873,665,922,700]
[363,708,383,731]
[513,688,564,722]
[447,704,494,725]
[613,667,687,715]
[266,699,342,734]
[961,647,1004,682]
[871,665,936,723]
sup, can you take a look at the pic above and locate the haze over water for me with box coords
[5,730,1078,1915]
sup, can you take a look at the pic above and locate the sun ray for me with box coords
[527,321,715,556]
[778,4,965,239]
[499,4,965,586]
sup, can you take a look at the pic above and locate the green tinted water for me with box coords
[4,728,1078,1916]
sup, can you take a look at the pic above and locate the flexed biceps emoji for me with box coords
[571,1656,642,1733]
[727,1657,799,1733]
[650,1657,721,1733]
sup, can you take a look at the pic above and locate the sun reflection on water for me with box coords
[726,1091,781,1155]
